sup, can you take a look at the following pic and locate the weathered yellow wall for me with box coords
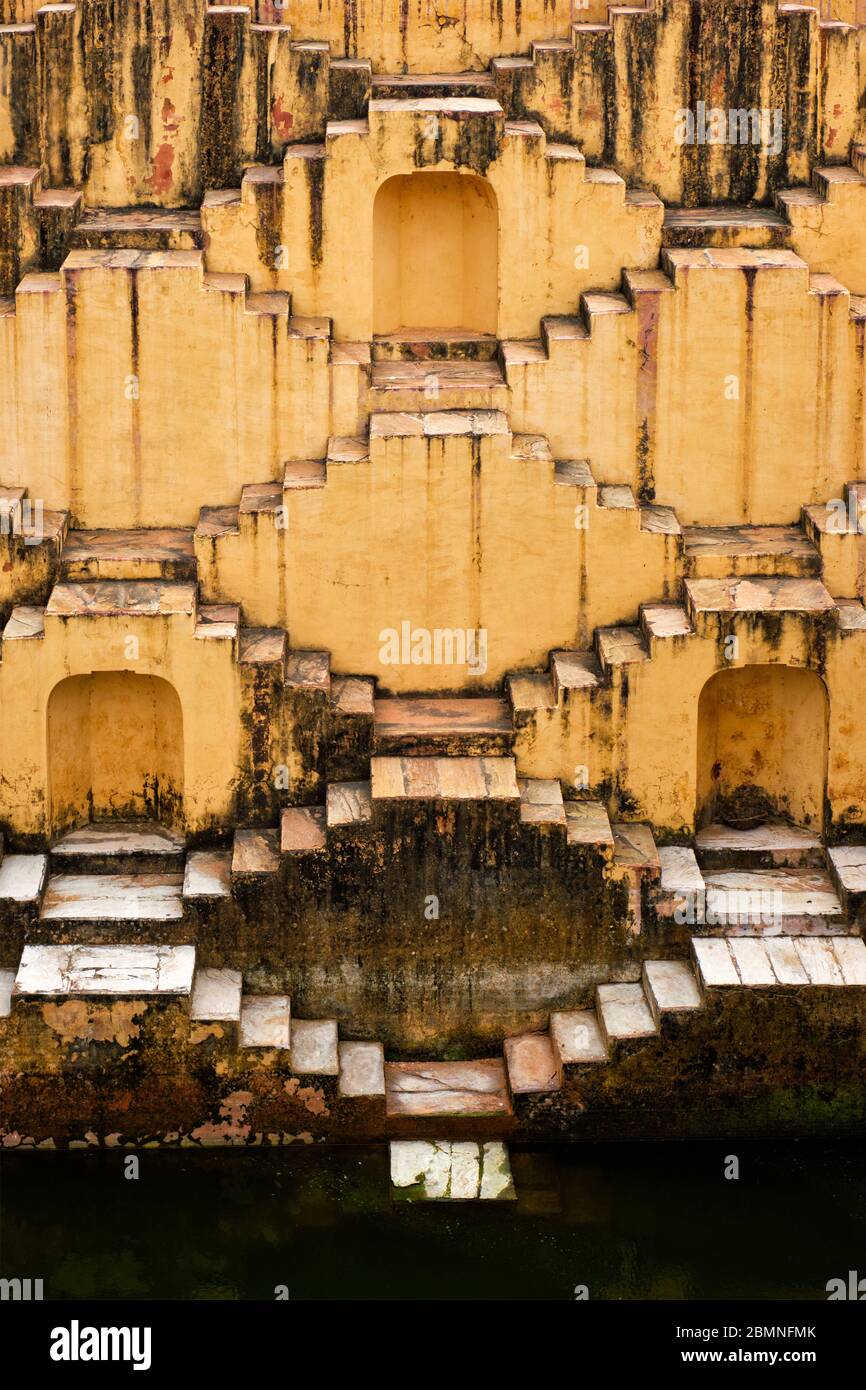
[372,172,498,333]
[47,671,184,832]
[696,665,829,828]
[0,606,242,838]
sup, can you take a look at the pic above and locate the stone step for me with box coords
[662,205,789,249]
[390,1138,515,1201]
[595,625,649,677]
[194,603,240,642]
[280,806,327,856]
[183,851,232,901]
[231,829,281,879]
[190,966,242,1022]
[45,579,196,620]
[370,755,520,803]
[642,959,703,1027]
[36,873,185,941]
[369,409,509,444]
[691,934,866,990]
[338,1040,386,1100]
[238,994,291,1049]
[700,868,845,934]
[503,1031,562,1095]
[290,1018,339,1076]
[371,327,499,362]
[70,208,204,251]
[12,943,196,999]
[612,822,660,875]
[550,649,603,699]
[684,576,836,622]
[238,627,288,673]
[326,780,373,835]
[0,854,48,907]
[549,1009,609,1071]
[682,525,820,579]
[639,603,694,650]
[826,846,866,919]
[655,845,705,919]
[564,800,614,852]
[596,981,658,1051]
[506,671,558,715]
[60,528,197,581]
[518,777,566,828]
[385,1059,513,1119]
[50,822,186,874]
[371,72,497,101]
[695,821,825,870]
[368,359,508,412]
[373,697,513,756]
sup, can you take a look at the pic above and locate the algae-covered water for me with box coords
[1,1140,863,1301]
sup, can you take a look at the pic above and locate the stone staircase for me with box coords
[3,927,864,1143]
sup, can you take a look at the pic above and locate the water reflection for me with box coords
[1,1141,863,1301]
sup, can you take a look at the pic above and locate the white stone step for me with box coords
[518,778,565,828]
[371,755,520,802]
[696,821,824,869]
[642,960,703,1024]
[183,851,232,900]
[231,829,280,878]
[596,982,658,1047]
[701,868,844,933]
[239,995,291,1049]
[338,1041,386,1098]
[503,1031,561,1094]
[39,873,184,922]
[51,822,185,873]
[691,934,866,988]
[549,1009,608,1066]
[385,1059,512,1117]
[827,846,866,916]
[564,801,614,851]
[0,854,48,905]
[326,780,373,832]
[290,1019,339,1075]
[190,967,242,1021]
[0,968,15,1016]
[12,943,195,998]
[655,846,705,918]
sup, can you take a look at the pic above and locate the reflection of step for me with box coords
[50,822,185,874]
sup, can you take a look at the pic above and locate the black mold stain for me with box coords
[304,153,325,267]
[199,9,245,190]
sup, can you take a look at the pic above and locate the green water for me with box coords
[1,1140,863,1301]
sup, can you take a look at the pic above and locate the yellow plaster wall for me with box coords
[695,664,829,828]
[47,671,184,832]
[0,611,242,838]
